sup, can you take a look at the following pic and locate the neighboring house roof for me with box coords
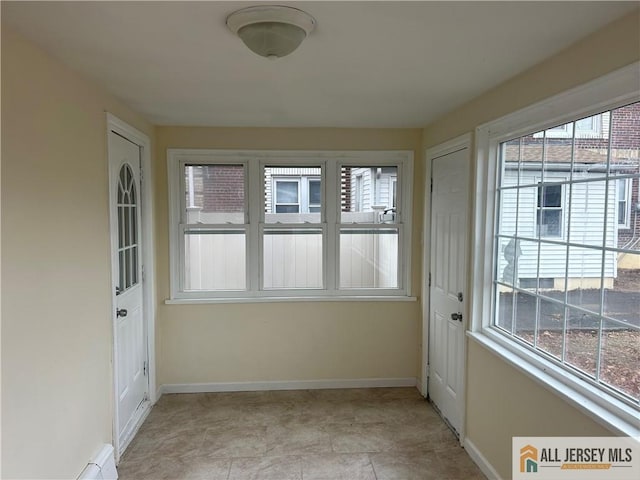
[504,144,637,167]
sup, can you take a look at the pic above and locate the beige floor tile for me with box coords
[434,447,486,479]
[228,455,302,480]
[118,455,230,480]
[202,425,268,458]
[369,452,441,480]
[329,422,397,453]
[116,389,486,480]
[300,453,376,480]
[266,423,333,456]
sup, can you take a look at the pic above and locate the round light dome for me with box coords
[226,5,316,59]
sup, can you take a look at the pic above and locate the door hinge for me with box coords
[430,177,433,193]
[429,272,431,287]
[426,364,430,378]
[143,361,147,376]
[141,264,145,282]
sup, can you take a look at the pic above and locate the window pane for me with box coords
[604,252,639,325]
[599,319,640,399]
[276,181,299,203]
[513,291,536,346]
[537,299,564,360]
[516,239,539,292]
[495,285,515,333]
[184,230,246,290]
[610,102,640,176]
[539,184,561,207]
[185,164,245,224]
[265,167,321,223]
[275,205,299,214]
[538,241,567,295]
[263,228,322,289]
[537,209,561,237]
[501,138,522,186]
[118,251,125,293]
[565,308,599,378]
[496,189,518,237]
[567,246,604,316]
[309,179,321,206]
[341,166,398,223]
[340,228,398,288]
[568,180,608,247]
[516,186,537,238]
[568,113,608,180]
[521,133,544,172]
[497,237,521,287]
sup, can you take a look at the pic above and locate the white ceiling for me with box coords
[3,1,637,128]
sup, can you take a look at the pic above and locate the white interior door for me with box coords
[428,147,469,437]
[109,131,149,453]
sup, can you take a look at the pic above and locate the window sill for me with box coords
[467,329,640,438]
[165,295,418,305]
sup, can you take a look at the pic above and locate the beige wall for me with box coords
[423,9,640,480]
[1,26,155,479]
[466,343,611,477]
[425,10,640,149]
[155,127,423,386]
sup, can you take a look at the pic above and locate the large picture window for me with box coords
[474,64,639,436]
[168,150,413,300]
[495,102,640,405]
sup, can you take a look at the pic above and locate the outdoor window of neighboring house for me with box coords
[167,150,413,300]
[474,65,639,435]
[617,178,631,228]
[354,174,363,212]
[536,183,563,237]
[274,180,300,213]
[271,176,322,214]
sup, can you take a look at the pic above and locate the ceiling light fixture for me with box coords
[226,5,316,60]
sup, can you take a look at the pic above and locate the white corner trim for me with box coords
[463,437,503,480]
[160,377,417,394]
[425,132,472,160]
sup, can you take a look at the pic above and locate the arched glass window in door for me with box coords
[117,164,138,294]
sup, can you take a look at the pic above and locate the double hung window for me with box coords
[168,150,413,300]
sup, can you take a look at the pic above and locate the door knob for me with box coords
[450,312,463,321]
[116,308,128,318]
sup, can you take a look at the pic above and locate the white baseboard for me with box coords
[463,437,502,480]
[159,377,417,395]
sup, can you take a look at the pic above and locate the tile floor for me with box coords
[117,388,485,480]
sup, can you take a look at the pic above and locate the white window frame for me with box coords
[270,176,322,214]
[167,149,414,302]
[273,178,301,213]
[470,62,640,437]
[307,178,321,213]
[535,181,565,238]
[617,178,632,229]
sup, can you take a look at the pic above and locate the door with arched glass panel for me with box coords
[109,130,148,453]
